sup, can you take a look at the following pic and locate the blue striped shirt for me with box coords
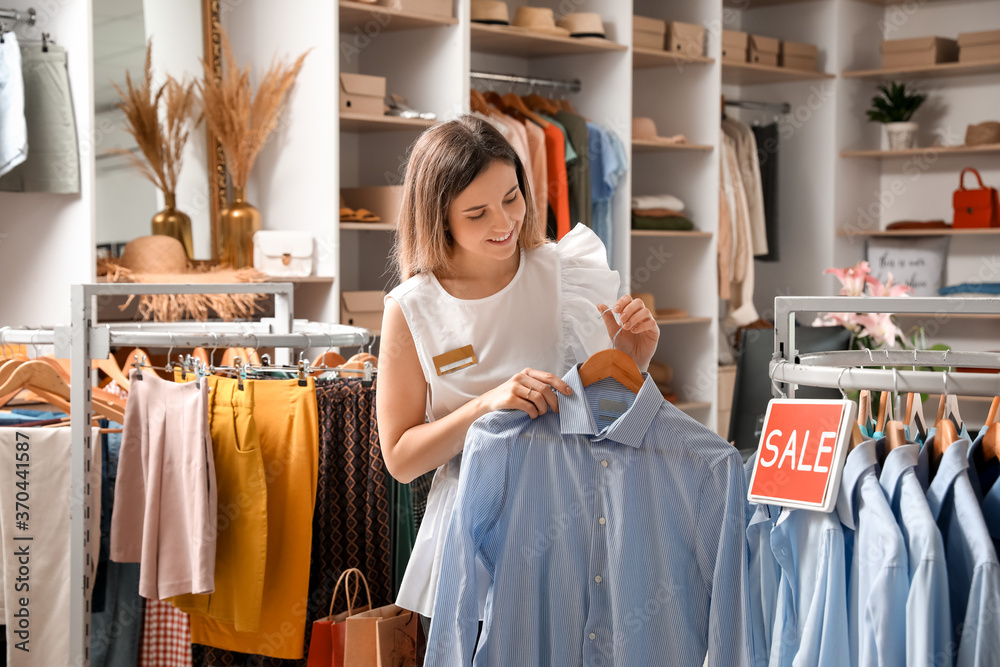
[427,366,749,666]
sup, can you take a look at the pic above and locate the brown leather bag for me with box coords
[953,168,999,228]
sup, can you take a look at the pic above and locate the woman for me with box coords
[377,115,659,631]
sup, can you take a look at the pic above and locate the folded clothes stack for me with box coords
[939,282,1000,297]
[631,194,695,231]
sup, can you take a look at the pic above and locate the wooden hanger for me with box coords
[94,353,131,392]
[501,93,551,128]
[123,348,162,380]
[857,389,872,432]
[554,96,577,114]
[982,396,1000,464]
[470,89,491,115]
[523,93,560,116]
[875,390,889,434]
[931,393,960,465]
[0,360,126,423]
[311,351,347,378]
[579,348,643,394]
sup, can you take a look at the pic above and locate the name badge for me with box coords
[433,345,478,376]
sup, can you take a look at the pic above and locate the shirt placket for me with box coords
[583,437,615,665]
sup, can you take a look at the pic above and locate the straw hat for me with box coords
[556,12,606,38]
[118,235,189,274]
[471,0,510,25]
[965,121,1000,146]
[630,291,689,321]
[512,7,570,37]
[631,117,687,145]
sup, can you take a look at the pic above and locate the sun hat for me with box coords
[471,0,510,25]
[556,12,606,38]
[965,121,1000,146]
[632,117,687,145]
[511,7,570,37]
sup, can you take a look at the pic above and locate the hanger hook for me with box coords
[769,360,788,399]
[166,333,175,367]
[837,366,849,401]
[598,306,626,351]
[0,326,10,358]
[210,332,220,367]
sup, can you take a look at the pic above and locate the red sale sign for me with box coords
[747,399,857,512]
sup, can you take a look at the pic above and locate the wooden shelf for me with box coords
[722,61,835,85]
[340,113,436,133]
[655,316,713,326]
[633,47,714,69]
[726,0,952,4]
[631,229,712,238]
[340,221,396,231]
[673,401,712,412]
[632,139,714,153]
[843,59,1000,80]
[837,228,1000,237]
[338,1,457,32]
[841,144,1000,158]
[262,275,335,284]
[470,23,626,58]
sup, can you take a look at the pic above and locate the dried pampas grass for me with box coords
[110,40,197,195]
[200,28,309,189]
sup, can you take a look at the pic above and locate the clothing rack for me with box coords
[0,7,35,27]
[0,282,371,667]
[724,98,791,115]
[471,69,581,94]
[770,296,1000,397]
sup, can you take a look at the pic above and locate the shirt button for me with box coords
[598,517,606,525]
[594,575,602,583]
[589,632,596,641]
[601,460,609,468]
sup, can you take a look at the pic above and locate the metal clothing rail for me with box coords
[2,283,370,666]
[724,98,791,115]
[771,296,1000,397]
[471,69,581,93]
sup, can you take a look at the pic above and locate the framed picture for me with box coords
[866,237,949,297]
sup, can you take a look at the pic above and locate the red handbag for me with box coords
[953,167,999,229]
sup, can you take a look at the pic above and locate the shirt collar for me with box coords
[879,443,920,504]
[558,365,661,448]
[924,437,971,521]
[836,439,879,530]
[968,432,1000,541]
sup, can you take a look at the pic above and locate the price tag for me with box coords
[747,399,857,512]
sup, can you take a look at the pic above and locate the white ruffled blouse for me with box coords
[388,224,620,618]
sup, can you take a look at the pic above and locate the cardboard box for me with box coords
[378,0,452,18]
[666,21,705,58]
[880,36,958,69]
[341,291,388,334]
[340,185,403,226]
[722,30,748,63]
[340,72,386,117]
[958,29,1000,63]
[780,40,818,71]
[749,34,780,66]
[633,15,666,51]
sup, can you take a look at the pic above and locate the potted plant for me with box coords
[866,81,926,151]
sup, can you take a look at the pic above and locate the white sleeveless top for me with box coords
[389,224,620,618]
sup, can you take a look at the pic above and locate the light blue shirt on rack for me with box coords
[878,442,952,667]
[426,366,749,667]
[743,454,780,667]
[917,437,1000,667]
[966,429,1000,556]
[836,439,908,667]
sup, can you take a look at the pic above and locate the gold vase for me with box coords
[219,186,260,268]
[151,193,194,259]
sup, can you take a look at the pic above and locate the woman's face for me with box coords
[446,160,525,266]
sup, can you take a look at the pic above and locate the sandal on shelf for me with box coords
[352,209,382,223]
[341,207,361,222]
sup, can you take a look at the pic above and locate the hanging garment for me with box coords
[189,378,319,659]
[111,371,217,600]
[722,118,767,257]
[426,368,748,666]
[721,134,759,327]
[542,121,571,239]
[522,117,548,224]
[555,110,591,229]
[752,123,779,262]
[0,427,101,666]
[392,224,619,619]
[92,424,146,667]
[169,376,265,632]
[878,443,951,665]
[0,33,27,178]
[916,438,1000,667]
[968,430,1000,554]
[588,122,626,261]
[479,112,535,215]
[835,440,908,667]
[391,478,416,597]
[0,44,79,193]
[196,377,392,667]
[718,160,733,301]
[141,599,192,667]
[743,456,779,667]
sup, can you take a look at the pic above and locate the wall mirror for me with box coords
[93,0,223,261]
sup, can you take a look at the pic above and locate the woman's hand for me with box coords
[476,368,574,419]
[597,295,660,371]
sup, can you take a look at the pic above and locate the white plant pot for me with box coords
[885,122,918,151]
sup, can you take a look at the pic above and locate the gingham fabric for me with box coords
[141,599,192,666]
